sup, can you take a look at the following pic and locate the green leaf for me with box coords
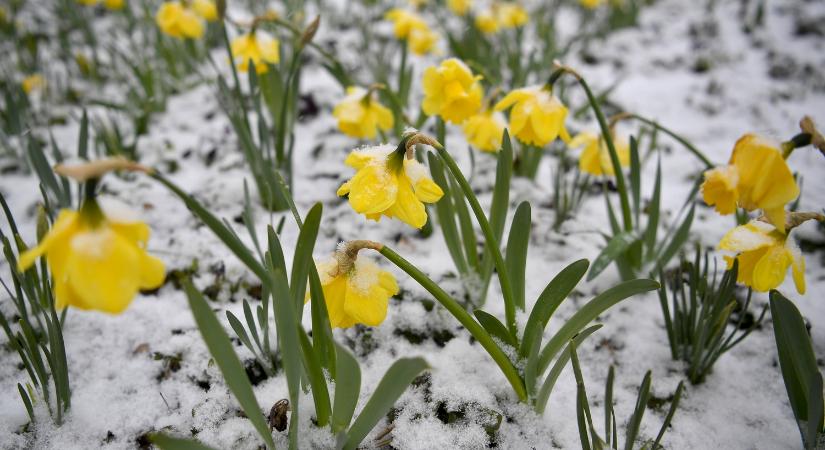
[644,158,662,255]
[489,130,513,242]
[298,330,331,427]
[450,174,480,272]
[770,291,821,426]
[182,280,275,449]
[538,279,659,374]
[807,374,824,450]
[150,434,220,450]
[587,232,637,281]
[427,152,468,276]
[652,380,684,448]
[521,259,589,358]
[505,202,531,311]
[332,343,361,434]
[534,324,602,413]
[226,311,256,359]
[290,203,322,313]
[342,358,428,450]
[308,263,335,375]
[624,371,652,450]
[629,136,641,224]
[17,383,34,423]
[78,109,89,160]
[474,310,517,348]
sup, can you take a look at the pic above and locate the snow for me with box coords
[1,0,824,449]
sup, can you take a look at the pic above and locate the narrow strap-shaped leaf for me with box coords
[652,204,694,273]
[605,366,615,444]
[290,203,322,313]
[427,152,468,276]
[78,109,89,160]
[267,225,287,273]
[18,383,34,423]
[450,174,480,273]
[151,434,220,450]
[182,280,275,449]
[226,311,256,357]
[624,371,652,450]
[505,202,531,311]
[474,310,517,348]
[538,279,659,374]
[629,136,641,225]
[652,380,685,448]
[806,374,824,450]
[342,357,428,450]
[521,259,589,358]
[534,325,602,413]
[243,300,263,356]
[643,157,662,255]
[332,343,361,434]
[489,130,513,241]
[587,232,636,282]
[309,264,335,375]
[297,330,331,427]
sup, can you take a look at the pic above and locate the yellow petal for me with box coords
[18,210,79,271]
[322,275,351,328]
[347,164,397,215]
[413,177,444,203]
[139,253,166,289]
[788,240,806,295]
[718,221,776,253]
[701,165,739,215]
[751,245,791,292]
[384,178,427,228]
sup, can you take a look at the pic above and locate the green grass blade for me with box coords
[644,158,662,256]
[18,383,34,423]
[505,202,531,311]
[624,371,652,450]
[427,152,468,276]
[290,203,322,313]
[534,324,602,413]
[489,130,513,241]
[587,232,636,281]
[182,280,275,448]
[342,357,428,450]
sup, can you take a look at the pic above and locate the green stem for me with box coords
[620,113,714,168]
[435,147,518,336]
[380,246,527,402]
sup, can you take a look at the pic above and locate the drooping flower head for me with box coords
[156,1,205,39]
[231,30,280,73]
[337,132,445,229]
[718,219,806,295]
[701,134,799,232]
[18,160,165,314]
[570,131,630,176]
[494,85,570,147]
[422,58,484,124]
[385,9,439,55]
[333,86,395,140]
[313,241,399,328]
[463,109,506,152]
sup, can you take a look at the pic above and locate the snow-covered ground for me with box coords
[1,0,824,448]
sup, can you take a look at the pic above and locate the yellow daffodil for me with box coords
[463,109,506,152]
[333,86,394,139]
[77,0,98,5]
[18,198,166,314]
[192,0,218,21]
[408,25,439,55]
[496,3,528,28]
[422,58,483,124]
[103,0,124,10]
[475,10,499,34]
[719,220,805,294]
[22,74,45,94]
[338,143,444,229]
[494,85,570,147]
[447,0,471,16]
[385,9,427,40]
[579,0,605,9]
[570,131,630,176]
[156,1,204,39]
[314,247,398,328]
[701,134,798,232]
[231,31,280,73]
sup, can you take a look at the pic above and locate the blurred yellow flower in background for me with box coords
[422,58,483,124]
[386,9,427,40]
[77,0,98,5]
[495,85,569,147]
[18,201,166,314]
[192,0,218,21]
[22,74,45,94]
[315,252,399,328]
[701,134,798,232]
[496,3,528,28]
[447,0,471,16]
[463,110,506,152]
[333,86,394,139]
[156,2,204,39]
[103,0,125,10]
[579,0,606,9]
[408,25,439,55]
[338,144,444,228]
[475,10,499,34]
[719,220,805,294]
[231,31,280,73]
[570,131,630,176]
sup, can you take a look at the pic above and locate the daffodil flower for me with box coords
[408,25,439,55]
[333,86,394,140]
[18,198,166,314]
[231,31,280,73]
[495,3,529,28]
[103,0,125,10]
[21,74,45,94]
[314,244,399,328]
[337,141,444,229]
[385,9,439,55]
[156,1,204,39]
[701,134,799,232]
[719,220,805,294]
[422,58,484,124]
[447,0,471,16]
[475,10,499,34]
[463,109,506,152]
[579,0,606,9]
[494,85,570,147]
[192,0,218,21]
[569,131,630,176]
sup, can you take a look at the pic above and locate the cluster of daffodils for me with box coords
[475,2,529,35]
[230,30,280,73]
[18,160,166,313]
[313,241,399,328]
[385,9,439,55]
[701,121,824,294]
[337,135,444,229]
[77,0,125,11]
[155,0,218,39]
